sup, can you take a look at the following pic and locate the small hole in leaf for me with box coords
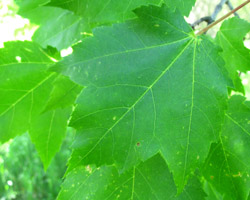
[15,56,21,63]
[61,47,73,57]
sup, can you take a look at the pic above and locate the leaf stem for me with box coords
[196,0,250,36]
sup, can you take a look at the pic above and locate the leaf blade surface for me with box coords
[53,5,232,191]
[215,17,250,93]
[202,95,250,200]
[0,41,56,142]
[29,76,83,169]
[57,154,206,200]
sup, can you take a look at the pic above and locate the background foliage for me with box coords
[0,131,74,200]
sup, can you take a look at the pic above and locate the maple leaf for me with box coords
[0,41,82,169]
[16,0,195,50]
[0,41,56,142]
[53,5,232,191]
[29,75,83,170]
[215,17,250,94]
[57,154,206,200]
[21,6,84,50]
[203,95,250,200]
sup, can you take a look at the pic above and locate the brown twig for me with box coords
[226,1,240,17]
[191,0,235,29]
[196,0,250,36]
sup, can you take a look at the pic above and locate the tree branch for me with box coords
[211,0,227,20]
[226,1,240,17]
[191,16,213,29]
[191,0,241,31]
[196,0,250,36]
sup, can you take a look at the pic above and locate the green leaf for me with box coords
[43,46,62,61]
[203,181,223,200]
[216,17,250,73]
[18,0,195,49]
[57,154,206,200]
[215,17,250,93]
[15,0,50,14]
[53,5,232,192]
[165,0,196,16]
[44,75,83,111]
[202,95,250,200]
[29,107,72,170]
[177,175,206,200]
[0,41,56,142]
[21,6,84,50]
[29,76,83,170]
[47,0,164,30]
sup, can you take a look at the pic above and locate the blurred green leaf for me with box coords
[29,76,82,170]
[15,0,50,14]
[165,0,196,16]
[202,95,250,200]
[22,6,84,50]
[57,154,206,200]
[215,17,250,93]
[0,41,56,142]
